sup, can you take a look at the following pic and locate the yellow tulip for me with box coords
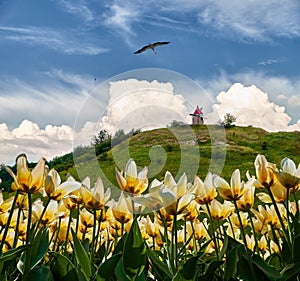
[80,177,111,210]
[273,157,300,190]
[213,169,245,201]
[110,193,133,224]
[45,169,81,201]
[115,159,148,194]
[2,154,46,194]
[202,199,234,220]
[193,173,218,205]
[237,180,255,211]
[254,154,277,188]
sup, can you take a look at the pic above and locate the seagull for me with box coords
[134,41,170,54]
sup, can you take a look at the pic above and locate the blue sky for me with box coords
[1,0,300,163]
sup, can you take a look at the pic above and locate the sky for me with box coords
[1,0,300,164]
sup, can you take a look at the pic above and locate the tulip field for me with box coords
[0,153,300,280]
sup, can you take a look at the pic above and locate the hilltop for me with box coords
[1,125,300,190]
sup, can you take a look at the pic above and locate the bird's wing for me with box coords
[152,41,170,47]
[134,44,150,54]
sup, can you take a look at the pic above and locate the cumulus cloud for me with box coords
[73,78,191,147]
[207,83,300,132]
[197,70,300,125]
[0,120,73,165]
[0,77,192,163]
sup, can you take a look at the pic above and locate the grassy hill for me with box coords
[50,125,300,187]
[1,125,300,190]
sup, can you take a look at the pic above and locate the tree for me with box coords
[219,113,237,128]
[92,130,111,146]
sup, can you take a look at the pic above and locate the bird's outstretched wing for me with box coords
[152,41,170,47]
[134,45,151,54]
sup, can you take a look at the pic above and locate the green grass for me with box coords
[60,125,300,186]
[1,125,300,191]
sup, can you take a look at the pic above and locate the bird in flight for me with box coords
[134,41,170,54]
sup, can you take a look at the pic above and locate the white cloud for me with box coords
[73,78,191,147]
[207,83,300,132]
[103,4,141,44]
[193,0,300,42]
[55,0,95,23]
[0,25,109,55]
[288,95,300,106]
[0,120,73,165]
[277,94,288,100]
[197,70,300,125]
[101,0,300,43]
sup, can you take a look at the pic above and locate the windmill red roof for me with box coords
[193,106,203,115]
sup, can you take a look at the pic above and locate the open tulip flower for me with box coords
[273,157,300,190]
[115,158,148,194]
[45,169,81,201]
[2,153,300,280]
[80,177,111,211]
[2,154,46,194]
[193,172,218,205]
[213,169,246,201]
[254,154,277,189]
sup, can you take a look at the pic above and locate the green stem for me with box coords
[205,202,219,259]
[33,197,51,236]
[266,186,292,252]
[172,214,178,269]
[90,210,97,266]
[13,207,22,248]
[23,193,32,276]
[95,209,103,252]
[0,190,19,253]
[76,203,80,234]
[293,193,299,216]
[190,221,197,254]
[52,218,61,252]
[247,209,259,254]
[157,210,175,274]
[233,201,248,251]
[63,209,73,255]
[286,188,292,244]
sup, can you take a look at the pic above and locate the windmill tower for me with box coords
[190,106,204,125]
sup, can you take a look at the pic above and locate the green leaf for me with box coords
[293,234,300,263]
[279,262,300,281]
[251,254,280,281]
[71,228,92,281]
[123,218,146,280]
[23,265,54,281]
[97,254,122,281]
[50,252,79,281]
[95,243,106,265]
[146,248,172,281]
[201,260,224,281]
[224,244,243,281]
[113,232,128,255]
[0,244,30,276]
[18,229,49,274]
[220,233,228,259]
[173,255,200,281]
[115,258,146,281]
[29,228,49,270]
